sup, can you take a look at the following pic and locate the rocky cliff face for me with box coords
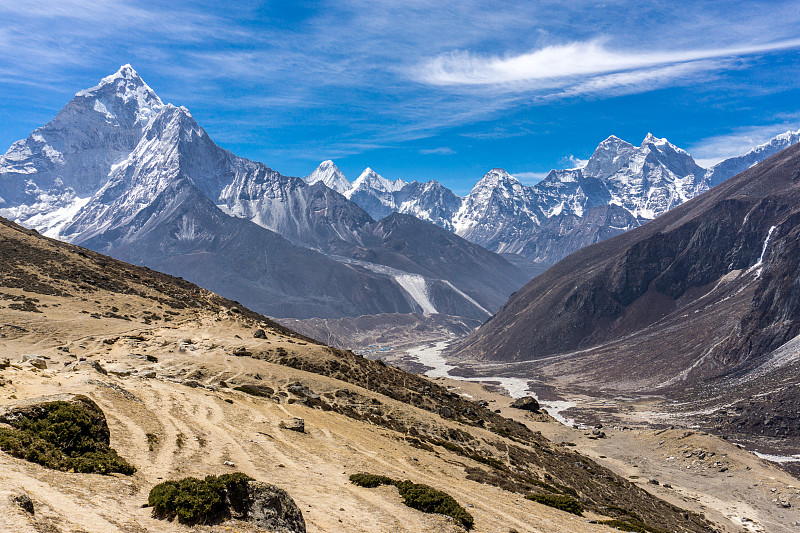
[450,142,800,385]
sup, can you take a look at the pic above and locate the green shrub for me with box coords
[349,473,395,488]
[148,473,254,524]
[396,480,474,530]
[233,385,273,397]
[349,473,474,530]
[0,401,135,475]
[526,493,583,515]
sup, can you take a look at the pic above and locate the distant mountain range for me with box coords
[305,131,800,264]
[0,65,529,319]
[1,65,798,320]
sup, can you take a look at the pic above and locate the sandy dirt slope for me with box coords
[0,298,623,533]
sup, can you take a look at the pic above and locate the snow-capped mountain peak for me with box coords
[469,168,524,198]
[75,64,163,125]
[304,160,351,194]
[350,167,406,193]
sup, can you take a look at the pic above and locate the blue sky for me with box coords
[2,1,800,195]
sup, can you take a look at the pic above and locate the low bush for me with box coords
[396,480,474,530]
[148,472,253,524]
[597,519,670,533]
[233,385,273,397]
[526,493,583,516]
[0,400,135,475]
[349,473,395,488]
[349,473,474,530]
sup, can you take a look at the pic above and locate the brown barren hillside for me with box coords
[0,216,719,532]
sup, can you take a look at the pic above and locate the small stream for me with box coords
[404,341,576,426]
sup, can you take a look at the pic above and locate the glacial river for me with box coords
[404,341,576,426]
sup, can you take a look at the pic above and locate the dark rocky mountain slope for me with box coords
[452,142,800,385]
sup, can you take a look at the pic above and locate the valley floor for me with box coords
[390,340,800,533]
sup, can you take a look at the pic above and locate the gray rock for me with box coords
[11,492,34,514]
[90,360,108,375]
[510,396,540,412]
[232,347,251,357]
[226,480,305,533]
[287,384,319,400]
[279,418,305,433]
[253,328,267,339]
[20,355,47,369]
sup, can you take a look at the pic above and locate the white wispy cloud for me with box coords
[417,38,800,87]
[688,121,800,167]
[419,147,455,155]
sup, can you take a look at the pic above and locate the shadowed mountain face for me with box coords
[0,66,530,320]
[451,142,800,388]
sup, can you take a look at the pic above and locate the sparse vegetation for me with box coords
[349,473,396,488]
[148,472,253,524]
[175,433,185,448]
[349,473,473,529]
[0,400,135,475]
[597,519,670,533]
[525,493,583,515]
[233,384,274,397]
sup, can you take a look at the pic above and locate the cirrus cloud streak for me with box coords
[418,38,800,88]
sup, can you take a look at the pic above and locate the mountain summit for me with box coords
[319,130,800,264]
[0,66,529,320]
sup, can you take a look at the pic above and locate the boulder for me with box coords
[20,355,47,369]
[253,329,267,339]
[510,396,540,412]
[227,480,306,533]
[11,492,34,515]
[279,417,305,433]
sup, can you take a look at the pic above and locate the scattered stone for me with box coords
[20,355,47,369]
[90,360,107,375]
[135,370,156,379]
[279,418,305,433]
[648,479,660,485]
[11,492,34,514]
[662,483,672,489]
[186,369,204,380]
[106,365,133,377]
[253,329,267,339]
[0,357,10,369]
[287,384,319,400]
[510,396,540,412]
[224,460,236,467]
[183,380,202,388]
[232,347,251,357]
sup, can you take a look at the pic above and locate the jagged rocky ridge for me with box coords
[308,131,800,264]
[0,65,529,320]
